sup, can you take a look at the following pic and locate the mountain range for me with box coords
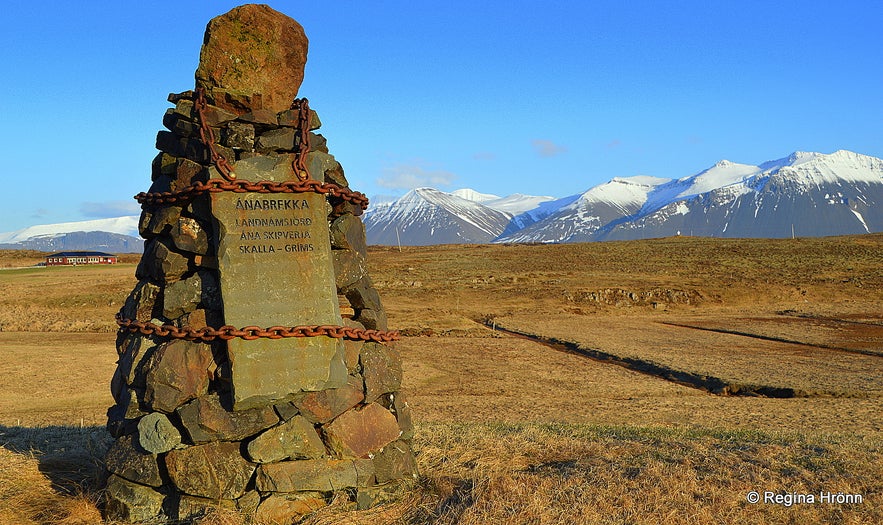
[363,150,883,245]
[0,216,143,253]
[2,150,881,251]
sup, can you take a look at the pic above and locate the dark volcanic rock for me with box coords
[177,394,279,443]
[246,415,326,463]
[144,339,214,413]
[165,441,256,499]
[104,434,165,487]
[104,474,166,523]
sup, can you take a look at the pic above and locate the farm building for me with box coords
[45,251,118,266]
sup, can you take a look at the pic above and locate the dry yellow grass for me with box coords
[1,235,882,523]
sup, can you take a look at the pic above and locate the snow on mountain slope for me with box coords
[364,188,512,245]
[498,176,667,243]
[597,150,883,241]
[483,193,557,215]
[0,216,140,244]
[499,150,883,243]
[639,160,760,215]
[451,188,501,202]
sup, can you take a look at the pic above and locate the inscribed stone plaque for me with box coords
[212,183,347,410]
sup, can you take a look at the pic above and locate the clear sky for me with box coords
[1,1,881,232]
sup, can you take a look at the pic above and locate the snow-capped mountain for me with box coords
[0,216,143,252]
[367,150,883,245]
[595,150,883,241]
[4,150,880,251]
[498,176,668,243]
[363,188,513,245]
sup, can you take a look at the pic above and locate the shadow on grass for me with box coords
[0,424,111,495]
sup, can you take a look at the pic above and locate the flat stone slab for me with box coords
[322,402,401,459]
[165,441,256,500]
[256,458,374,492]
[213,185,346,410]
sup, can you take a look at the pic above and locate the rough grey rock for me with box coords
[104,474,166,523]
[361,343,402,402]
[256,458,373,492]
[165,441,256,499]
[104,434,164,487]
[177,394,279,443]
[137,412,182,454]
[256,127,297,152]
[246,415,326,463]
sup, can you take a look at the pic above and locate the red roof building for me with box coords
[45,251,118,266]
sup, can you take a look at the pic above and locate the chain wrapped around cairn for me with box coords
[118,88,399,343]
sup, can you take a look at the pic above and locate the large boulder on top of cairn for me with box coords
[103,4,416,523]
[195,4,308,114]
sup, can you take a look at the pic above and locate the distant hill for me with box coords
[0,216,143,253]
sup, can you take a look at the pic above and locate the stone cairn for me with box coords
[104,5,416,523]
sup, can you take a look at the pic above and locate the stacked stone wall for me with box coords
[104,5,416,522]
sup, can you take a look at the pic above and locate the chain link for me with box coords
[116,314,400,343]
[292,98,311,181]
[195,87,237,181]
[135,178,369,209]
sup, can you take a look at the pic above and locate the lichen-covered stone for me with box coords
[162,273,202,319]
[256,458,373,493]
[137,412,182,454]
[177,394,279,443]
[104,474,166,523]
[306,150,338,184]
[170,216,209,255]
[195,4,309,114]
[136,238,191,284]
[151,152,178,181]
[322,403,401,459]
[294,374,364,424]
[255,494,327,524]
[372,440,418,483]
[237,490,262,516]
[119,281,161,322]
[333,249,367,292]
[115,334,159,389]
[174,494,237,522]
[256,127,296,153]
[222,121,256,150]
[144,339,214,413]
[170,158,208,192]
[142,206,182,237]
[392,392,415,441]
[104,434,164,487]
[278,108,321,129]
[361,343,402,402]
[229,153,297,181]
[246,415,325,463]
[165,441,256,499]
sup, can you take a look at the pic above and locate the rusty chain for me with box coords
[142,92,369,209]
[135,178,369,209]
[116,314,400,343]
[291,98,311,181]
[130,93,389,344]
[195,87,237,181]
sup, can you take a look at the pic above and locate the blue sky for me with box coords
[1,1,881,232]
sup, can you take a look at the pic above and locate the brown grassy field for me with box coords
[0,235,881,524]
